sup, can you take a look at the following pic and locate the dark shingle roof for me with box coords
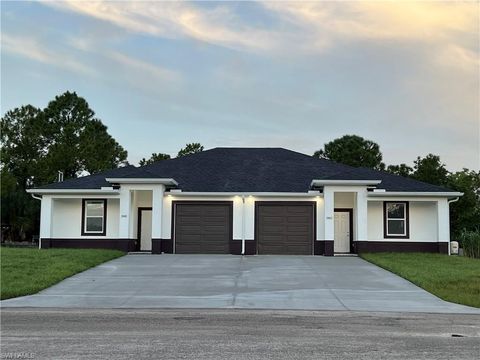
[36,165,138,189]
[34,148,456,193]
[323,166,453,192]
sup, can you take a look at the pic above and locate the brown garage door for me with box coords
[174,202,232,254]
[256,202,314,255]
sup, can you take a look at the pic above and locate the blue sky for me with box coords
[1,1,478,170]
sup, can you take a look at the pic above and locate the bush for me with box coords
[459,230,480,259]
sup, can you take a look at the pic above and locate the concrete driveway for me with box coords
[2,255,479,313]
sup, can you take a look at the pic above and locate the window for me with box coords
[82,199,107,236]
[384,202,409,238]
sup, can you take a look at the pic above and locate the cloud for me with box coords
[43,0,478,74]
[262,1,478,72]
[2,31,179,86]
[65,35,181,89]
[1,33,93,75]
[105,51,181,84]
[262,1,477,40]
[43,0,276,52]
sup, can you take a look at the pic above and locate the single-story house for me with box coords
[27,148,462,255]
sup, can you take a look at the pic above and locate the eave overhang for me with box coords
[26,189,120,195]
[311,179,382,187]
[367,191,463,198]
[105,178,178,185]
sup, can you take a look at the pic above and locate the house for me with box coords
[27,148,462,255]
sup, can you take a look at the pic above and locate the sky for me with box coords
[1,1,479,171]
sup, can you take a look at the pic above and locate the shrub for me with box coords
[459,230,480,259]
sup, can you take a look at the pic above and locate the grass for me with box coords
[1,247,125,300]
[361,252,480,308]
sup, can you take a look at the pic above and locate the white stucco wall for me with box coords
[367,201,438,242]
[46,192,446,246]
[51,198,120,238]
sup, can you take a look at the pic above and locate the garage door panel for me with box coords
[287,206,309,214]
[175,203,231,254]
[177,234,203,242]
[285,224,310,233]
[260,225,285,234]
[176,217,201,225]
[257,203,313,255]
[177,224,202,231]
[287,235,311,242]
[262,216,284,225]
[202,226,228,239]
[260,234,284,242]
[286,215,310,223]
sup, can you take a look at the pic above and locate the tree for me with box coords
[139,153,171,166]
[0,105,46,188]
[1,91,128,241]
[177,143,204,157]
[412,154,448,186]
[0,170,39,242]
[41,91,127,182]
[386,164,413,178]
[447,169,480,239]
[313,135,384,170]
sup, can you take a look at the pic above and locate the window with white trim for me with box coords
[384,202,409,238]
[83,200,106,235]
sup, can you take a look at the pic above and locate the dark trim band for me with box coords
[230,239,256,255]
[151,239,173,254]
[356,241,447,253]
[40,238,134,252]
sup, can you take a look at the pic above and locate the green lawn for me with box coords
[361,252,480,308]
[1,247,124,300]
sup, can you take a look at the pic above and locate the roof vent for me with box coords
[57,171,64,182]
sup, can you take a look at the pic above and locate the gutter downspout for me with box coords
[241,195,246,255]
[30,193,42,248]
[447,197,460,256]
[31,194,42,201]
[448,197,459,205]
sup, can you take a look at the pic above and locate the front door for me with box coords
[138,208,152,251]
[334,210,351,253]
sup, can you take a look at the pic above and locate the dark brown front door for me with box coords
[256,202,314,255]
[174,202,232,254]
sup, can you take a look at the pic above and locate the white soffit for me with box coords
[26,189,120,195]
[368,191,464,197]
[105,178,178,185]
[311,179,382,186]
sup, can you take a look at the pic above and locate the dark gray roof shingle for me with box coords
[36,165,138,189]
[34,148,456,193]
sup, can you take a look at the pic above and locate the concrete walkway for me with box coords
[2,255,479,313]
